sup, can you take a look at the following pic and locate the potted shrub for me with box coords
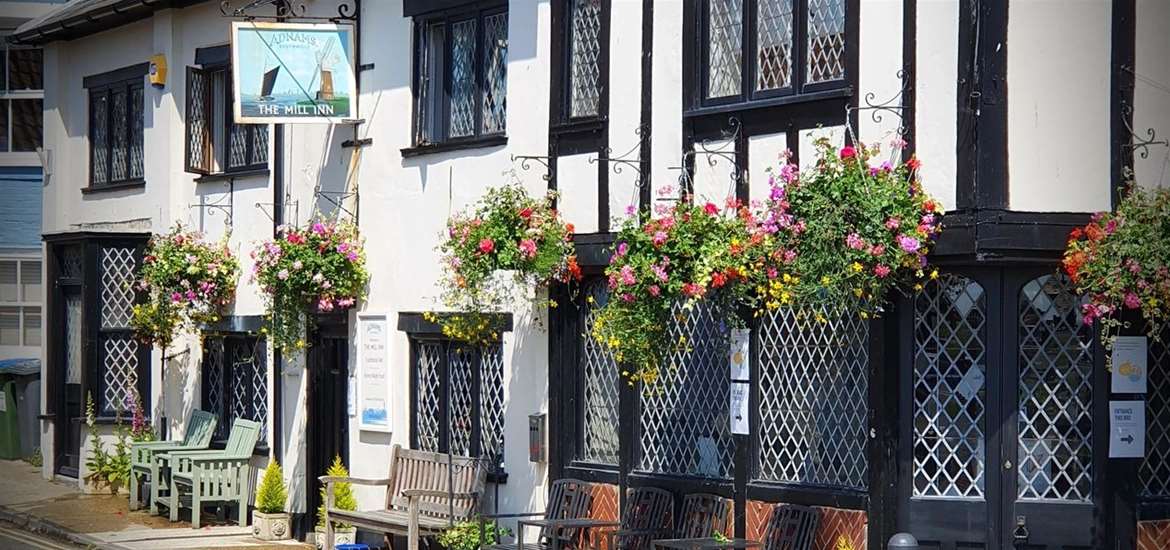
[314,455,358,549]
[253,461,290,541]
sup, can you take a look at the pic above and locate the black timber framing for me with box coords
[1110,0,1136,209]
[956,0,1008,210]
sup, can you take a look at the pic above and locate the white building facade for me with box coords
[13,0,1170,548]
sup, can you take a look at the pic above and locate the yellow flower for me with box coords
[586,295,595,304]
[852,288,863,297]
[859,311,869,319]
[851,262,863,273]
[549,299,558,308]
[821,276,832,286]
[815,313,827,324]
[782,273,793,283]
[930,269,939,280]
[913,283,924,292]
[915,269,924,278]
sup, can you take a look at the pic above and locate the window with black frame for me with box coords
[411,5,508,147]
[577,279,620,466]
[699,0,847,106]
[559,0,606,121]
[185,63,269,175]
[409,336,505,473]
[87,69,144,188]
[201,333,268,447]
[95,244,148,417]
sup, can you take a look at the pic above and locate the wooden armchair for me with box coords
[481,478,599,550]
[602,487,676,550]
[676,494,732,539]
[129,410,217,513]
[759,504,819,550]
[154,419,262,528]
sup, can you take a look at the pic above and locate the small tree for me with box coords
[317,455,357,529]
[256,461,288,514]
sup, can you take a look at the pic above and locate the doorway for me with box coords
[305,315,350,534]
[898,267,1106,549]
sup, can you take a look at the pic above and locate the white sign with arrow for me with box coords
[1109,400,1145,459]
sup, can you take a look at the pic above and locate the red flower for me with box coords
[565,255,583,281]
[923,200,937,213]
[478,238,495,254]
[519,207,533,219]
[565,223,575,235]
[704,202,719,215]
[1085,223,1105,242]
[839,146,856,160]
[711,272,727,289]
[1068,227,1084,241]
[906,157,922,170]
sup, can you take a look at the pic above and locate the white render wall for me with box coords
[1134,0,1170,191]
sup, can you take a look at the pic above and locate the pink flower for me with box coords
[616,242,629,257]
[766,267,778,279]
[783,250,797,263]
[890,137,908,150]
[337,298,355,308]
[1126,259,1142,274]
[286,232,305,245]
[839,146,856,160]
[625,204,637,216]
[652,264,669,282]
[874,265,891,278]
[620,265,636,286]
[657,184,675,197]
[682,283,704,297]
[779,163,799,184]
[897,234,921,253]
[171,292,183,303]
[1125,292,1141,309]
[1105,219,1119,234]
[318,298,335,312]
[652,231,668,247]
[648,285,661,297]
[479,238,496,254]
[846,233,865,250]
[869,244,886,256]
[704,202,719,215]
[346,251,359,262]
[885,218,901,230]
[312,222,327,235]
[518,239,538,259]
[277,269,289,280]
[621,293,635,303]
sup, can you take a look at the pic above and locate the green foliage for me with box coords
[131,224,239,349]
[435,183,581,344]
[256,461,288,514]
[23,447,42,468]
[82,394,133,494]
[253,220,369,350]
[438,520,512,550]
[316,455,357,529]
[1064,182,1170,352]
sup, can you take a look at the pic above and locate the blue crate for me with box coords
[336,545,370,550]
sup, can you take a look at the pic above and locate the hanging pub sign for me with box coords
[230,21,356,124]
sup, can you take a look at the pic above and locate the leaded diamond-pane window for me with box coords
[757,306,868,490]
[913,275,987,498]
[806,0,845,84]
[1141,322,1170,498]
[413,7,508,146]
[695,0,848,107]
[579,281,620,465]
[638,300,735,479]
[707,0,743,99]
[1017,274,1093,502]
[202,334,269,445]
[184,65,268,175]
[568,0,603,118]
[87,72,144,188]
[410,336,506,471]
[96,244,145,416]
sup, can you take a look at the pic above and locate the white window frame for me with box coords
[0,256,42,348]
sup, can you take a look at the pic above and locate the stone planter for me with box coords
[252,510,291,541]
[313,526,356,549]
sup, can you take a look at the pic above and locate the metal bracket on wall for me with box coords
[668,117,742,198]
[511,154,552,181]
[189,179,235,230]
[589,126,649,180]
[844,69,912,162]
[315,190,358,221]
[220,0,359,22]
[255,199,299,225]
[1120,101,1169,162]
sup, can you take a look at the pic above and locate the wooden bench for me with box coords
[320,445,486,550]
[129,410,217,513]
[154,418,262,528]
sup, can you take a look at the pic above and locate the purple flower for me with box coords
[312,222,327,235]
[616,242,629,257]
[625,204,637,216]
[897,234,920,253]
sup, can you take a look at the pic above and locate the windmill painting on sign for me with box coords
[231,21,356,123]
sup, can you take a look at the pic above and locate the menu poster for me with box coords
[359,314,391,432]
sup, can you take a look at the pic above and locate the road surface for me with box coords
[0,524,81,550]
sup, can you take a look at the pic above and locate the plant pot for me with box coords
[313,525,356,549]
[252,511,291,541]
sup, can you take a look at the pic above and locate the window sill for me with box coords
[194,168,271,184]
[683,87,853,119]
[82,181,145,195]
[401,135,508,159]
[550,118,607,136]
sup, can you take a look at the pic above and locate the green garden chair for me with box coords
[154,418,262,528]
[129,410,217,513]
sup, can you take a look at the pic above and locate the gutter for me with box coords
[8,0,201,46]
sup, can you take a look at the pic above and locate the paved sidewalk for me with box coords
[0,460,311,550]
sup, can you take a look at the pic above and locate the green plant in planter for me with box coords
[317,455,357,529]
[257,461,288,514]
[82,394,133,494]
[438,519,512,550]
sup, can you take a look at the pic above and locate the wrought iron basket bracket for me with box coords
[511,154,552,182]
[667,117,744,199]
[1120,100,1169,163]
[220,0,359,23]
[588,126,650,181]
[189,179,236,231]
[255,198,300,225]
[844,69,912,146]
[315,190,359,222]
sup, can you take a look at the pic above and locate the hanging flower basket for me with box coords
[433,183,581,343]
[130,225,240,349]
[757,138,942,316]
[1063,183,1170,351]
[592,137,942,384]
[252,220,369,350]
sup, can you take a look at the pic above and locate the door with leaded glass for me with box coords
[899,269,1104,549]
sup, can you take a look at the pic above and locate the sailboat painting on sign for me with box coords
[231,21,356,124]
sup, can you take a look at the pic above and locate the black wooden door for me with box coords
[899,268,1104,550]
[56,286,84,477]
[305,322,350,532]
